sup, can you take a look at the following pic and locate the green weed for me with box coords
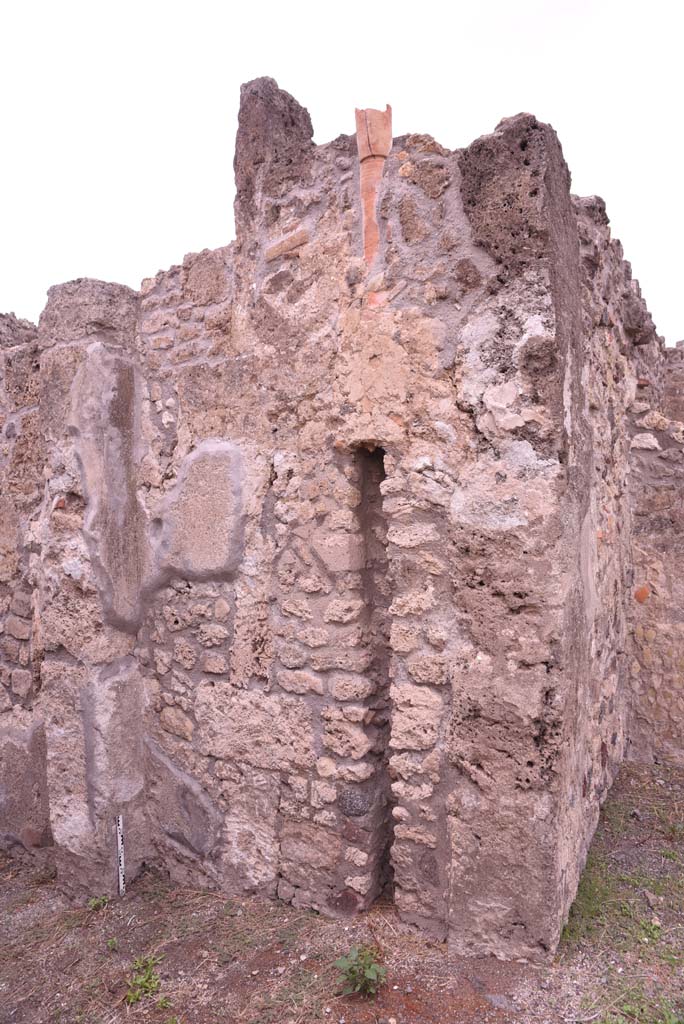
[86,895,109,912]
[639,919,662,943]
[125,953,164,1004]
[334,944,386,998]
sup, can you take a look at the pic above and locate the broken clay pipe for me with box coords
[355,105,392,267]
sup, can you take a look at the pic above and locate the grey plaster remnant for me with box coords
[73,352,245,628]
[145,738,223,860]
[71,344,149,633]
[150,441,245,583]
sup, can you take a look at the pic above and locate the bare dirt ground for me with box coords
[1,763,683,1024]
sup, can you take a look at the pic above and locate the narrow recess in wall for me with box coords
[354,445,395,900]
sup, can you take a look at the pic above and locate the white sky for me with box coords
[1,0,681,341]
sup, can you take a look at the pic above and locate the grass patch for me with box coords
[562,852,617,945]
[563,799,684,961]
[603,800,632,836]
[597,985,684,1023]
[654,805,684,841]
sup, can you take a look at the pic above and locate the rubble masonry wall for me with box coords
[0,78,679,961]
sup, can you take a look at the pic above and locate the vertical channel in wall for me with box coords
[353,446,394,900]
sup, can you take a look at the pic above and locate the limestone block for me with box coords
[10,669,32,698]
[631,432,660,450]
[276,669,324,695]
[312,528,365,573]
[39,657,150,894]
[182,248,231,306]
[218,766,280,891]
[322,709,374,760]
[406,653,449,686]
[280,821,343,871]
[195,683,315,770]
[309,648,372,673]
[197,623,230,647]
[40,659,94,859]
[390,586,435,617]
[0,720,52,855]
[265,229,309,262]
[160,706,194,741]
[387,523,439,548]
[390,621,422,653]
[324,597,365,623]
[39,279,138,349]
[330,673,376,701]
[173,638,197,669]
[200,652,229,674]
[390,684,444,751]
[85,661,147,807]
[5,615,30,641]
[0,496,19,585]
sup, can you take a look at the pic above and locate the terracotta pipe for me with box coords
[355,106,392,267]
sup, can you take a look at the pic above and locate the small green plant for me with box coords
[662,849,678,861]
[640,918,662,943]
[125,953,164,1004]
[156,996,172,1009]
[86,895,109,912]
[618,900,635,919]
[106,937,118,952]
[334,944,386,998]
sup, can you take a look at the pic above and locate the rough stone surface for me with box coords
[627,344,684,764]
[0,78,679,963]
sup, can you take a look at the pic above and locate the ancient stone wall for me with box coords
[0,314,48,856]
[554,195,661,917]
[627,342,684,765]
[0,77,680,962]
[662,346,684,421]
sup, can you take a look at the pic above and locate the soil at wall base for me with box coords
[2,763,684,1024]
